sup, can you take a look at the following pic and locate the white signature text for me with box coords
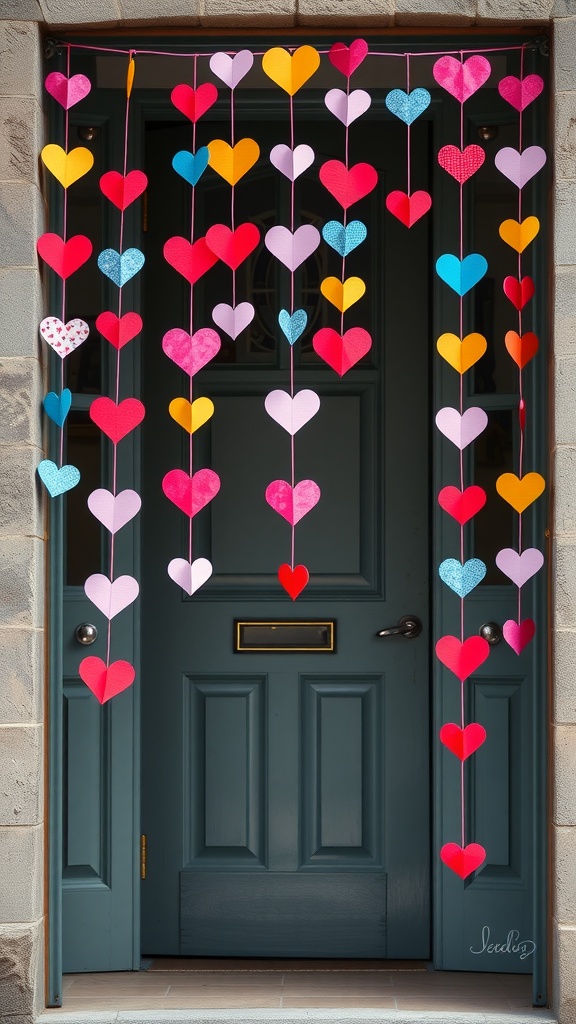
[470,926,536,960]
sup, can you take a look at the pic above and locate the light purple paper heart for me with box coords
[265,224,321,272]
[45,71,91,109]
[324,88,371,126]
[494,146,546,189]
[265,479,321,526]
[265,389,320,435]
[87,488,141,534]
[212,302,254,339]
[84,573,139,620]
[209,49,253,88]
[495,547,544,587]
[435,406,488,449]
[167,557,212,595]
[270,144,315,182]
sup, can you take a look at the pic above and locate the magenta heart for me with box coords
[265,389,320,435]
[265,479,321,525]
[269,144,315,181]
[209,49,253,88]
[87,488,141,534]
[45,71,91,109]
[84,573,139,620]
[328,39,369,78]
[502,618,536,655]
[435,406,488,449]
[498,74,544,112]
[162,468,220,517]
[162,327,221,377]
[167,557,212,595]
[495,547,544,587]
[324,88,371,126]
[212,302,254,340]
[265,224,320,272]
[433,55,491,102]
[494,146,546,189]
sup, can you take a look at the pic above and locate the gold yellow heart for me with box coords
[169,397,214,434]
[262,45,320,95]
[437,332,487,374]
[496,471,545,513]
[499,216,540,253]
[41,145,94,188]
[208,139,260,186]
[321,276,366,313]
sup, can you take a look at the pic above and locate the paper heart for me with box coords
[498,74,544,112]
[438,485,486,525]
[441,842,486,879]
[43,388,72,427]
[207,138,260,185]
[328,39,368,78]
[436,332,487,374]
[496,472,545,513]
[278,563,309,599]
[205,222,260,270]
[171,82,218,122]
[385,191,432,228]
[519,399,527,432]
[209,49,254,88]
[87,488,141,534]
[266,479,321,525]
[265,224,321,271]
[98,247,145,287]
[212,302,254,339]
[265,389,320,435]
[321,275,366,312]
[270,143,315,181]
[45,71,91,109]
[278,309,307,345]
[37,233,92,279]
[495,547,544,587]
[100,169,148,210]
[41,144,94,188]
[435,406,488,449]
[438,144,485,184]
[162,468,220,517]
[39,316,89,358]
[435,635,490,682]
[169,396,214,434]
[313,327,372,376]
[172,148,210,187]
[37,459,80,496]
[433,55,491,102]
[262,45,320,95]
[505,330,539,369]
[84,573,139,619]
[440,723,487,760]
[168,556,213,596]
[322,220,367,257]
[436,253,488,296]
[385,87,431,124]
[503,275,535,311]
[164,236,218,285]
[319,160,378,210]
[502,618,536,655]
[494,145,546,189]
[90,397,145,443]
[162,327,221,376]
[96,311,142,349]
[439,557,486,597]
[499,216,540,253]
[79,656,135,704]
[325,88,371,126]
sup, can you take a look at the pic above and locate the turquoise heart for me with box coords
[385,88,431,125]
[43,388,71,427]
[436,253,488,296]
[278,309,307,345]
[37,459,80,497]
[172,147,210,187]
[97,247,145,287]
[439,557,486,598]
[322,220,367,258]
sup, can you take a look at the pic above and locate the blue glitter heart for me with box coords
[436,253,488,296]
[172,147,210,187]
[97,247,145,288]
[43,388,72,427]
[385,88,431,125]
[322,220,367,257]
[439,557,487,598]
[278,309,308,345]
[37,459,80,497]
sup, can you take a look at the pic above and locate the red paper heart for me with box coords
[440,842,486,879]
[439,722,487,760]
[503,275,535,311]
[386,190,432,227]
[437,485,486,525]
[313,327,372,376]
[162,468,220,517]
[505,330,539,369]
[79,656,135,704]
[205,222,260,270]
[37,232,92,279]
[435,635,490,682]
[328,39,369,77]
[278,563,309,600]
[90,397,145,443]
[519,398,526,432]
[319,160,378,210]
[164,236,218,285]
[437,144,485,184]
[502,618,536,654]
[100,169,148,210]
[96,311,143,350]
[171,82,218,122]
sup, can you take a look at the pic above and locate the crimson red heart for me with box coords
[437,144,485,184]
[96,311,143,349]
[278,563,309,600]
[519,398,526,432]
[171,83,218,122]
[37,232,92,279]
[439,722,486,760]
[100,169,148,210]
[503,275,535,311]
[319,160,378,210]
[79,656,135,704]
[313,327,372,376]
[164,236,218,285]
[386,190,432,228]
[435,635,490,682]
[328,39,369,78]
[90,397,145,443]
[440,842,486,879]
[437,485,486,525]
[205,222,261,270]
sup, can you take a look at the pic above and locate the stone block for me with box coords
[555,825,576,923]
[555,17,576,95]
[38,0,121,23]
[553,0,576,13]
[478,0,553,20]
[0,98,40,185]
[298,0,393,25]
[0,537,45,630]
[555,180,576,267]
[0,270,45,359]
[555,539,576,629]
[0,1,42,16]
[555,445,576,535]
[201,0,295,26]
[0,358,43,448]
[555,358,576,446]
[0,446,43,542]
[555,629,576,724]
[0,724,42,826]
[553,921,576,1024]
[0,923,41,1019]
[555,90,576,182]
[119,0,200,20]
[0,628,43,725]
[0,826,42,923]
[0,23,41,100]
[555,723,576,826]
[395,0,475,26]
[554,267,576,359]
[0,183,43,269]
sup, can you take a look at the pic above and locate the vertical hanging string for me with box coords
[517,44,525,627]
[289,88,295,571]
[458,51,466,853]
[406,53,411,198]
[188,55,198,567]
[59,44,72,468]
[231,79,236,310]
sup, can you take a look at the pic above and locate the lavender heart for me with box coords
[87,488,141,534]
[265,389,320,435]
[495,547,544,587]
[212,302,254,339]
[494,146,546,189]
[435,406,488,449]
[167,557,212,595]
[84,573,139,620]
[270,144,315,181]
[324,88,371,126]
[209,49,253,89]
[265,224,321,272]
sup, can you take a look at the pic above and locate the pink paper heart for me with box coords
[162,468,220,517]
[313,327,372,376]
[494,146,546,189]
[209,49,254,88]
[324,88,371,126]
[265,224,321,271]
[84,573,139,620]
[502,618,536,654]
[433,55,491,102]
[265,389,320,435]
[45,71,91,109]
[212,302,254,340]
[87,488,141,534]
[269,144,315,181]
[498,74,544,112]
[495,547,544,587]
[162,327,221,377]
[328,39,369,78]
[435,406,488,449]
[441,842,486,879]
[79,657,135,704]
[167,557,213,595]
[39,317,89,358]
[265,479,321,525]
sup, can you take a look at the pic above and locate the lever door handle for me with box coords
[376,615,422,639]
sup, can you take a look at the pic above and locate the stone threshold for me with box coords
[37,1008,558,1024]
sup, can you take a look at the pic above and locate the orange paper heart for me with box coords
[437,332,487,374]
[169,397,214,434]
[496,471,545,513]
[499,216,540,253]
[504,331,539,369]
[320,276,366,313]
[262,45,320,95]
[41,144,94,188]
[208,138,260,185]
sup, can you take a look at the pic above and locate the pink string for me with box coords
[289,90,295,570]
[231,86,236,308]
[517,44,525,621]
[59,45,72,467]
[406,54,411,197]
[458,51,465,850]
[188,55,198,567]
[59,41,528,59]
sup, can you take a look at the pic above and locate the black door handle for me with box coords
[376,615,422,639]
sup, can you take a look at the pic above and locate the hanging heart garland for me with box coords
[385,58,432,227]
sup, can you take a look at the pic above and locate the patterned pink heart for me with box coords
[270,144,315,181]
[84,573,139,620]
[495,547,544,587]
[502,618,536,654]
[162,468,220,517]
[45,71,91,109]
[433,55,491,102]
[162,327,221,377]
[264,389,320,435]
[39,317,89,358]
[265,225,321,271]
[324,88,371,126]
[265,479,321,525]
[438,144,485,184]
[87,488,141,534]
[212,302,254,340]
[167,557,213,595]
[435,406,488,449]
[209,49,253,88]
[498,74,544,112]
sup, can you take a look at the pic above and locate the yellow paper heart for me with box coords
[169,397,214,434]
[496,471,545,513]
[437,332,487,374]
[499,216,540,253]
[262,45,320,96]
[208,138,260,186]
[321,276,366,313]
[41,144,94,188]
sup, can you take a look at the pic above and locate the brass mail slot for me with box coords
[235,621,335,652]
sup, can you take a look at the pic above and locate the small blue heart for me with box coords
[385,88,431,125]
[97,247,145,288]
[172,147,210,187]
[37,459,80,497]
[439,557,486,598]
[43,388,72,427]
[278,309,308,345]
[322,220,367,258]
[436,253,488,296]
